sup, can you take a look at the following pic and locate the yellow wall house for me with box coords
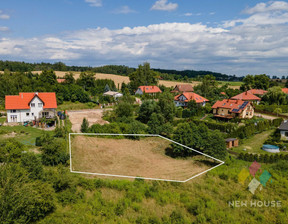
[212,99,254,119]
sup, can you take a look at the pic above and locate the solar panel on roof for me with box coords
[232,109,239,112]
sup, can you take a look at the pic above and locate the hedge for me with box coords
[229,118,283,139]
[238,152,288,163]
[255,104,288,113]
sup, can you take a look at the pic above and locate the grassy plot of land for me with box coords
[0,125,49,146]
[71,136,214,181]
[232,129,276,154]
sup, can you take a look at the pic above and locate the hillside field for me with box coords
[31,71,241,89]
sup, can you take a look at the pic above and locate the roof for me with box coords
[225,138,238,142]
[247,89,268,96]
[212,99,250,113]
[57,78,65,83]
[137,86,162,94]
[282,88,288,94]
[174,92,209,103]
[103,91,123,97]
[278,121,288,131]
[220,92,226,95]
[231,91,261,101]
[5,92,57,110]
[171,84,194,93]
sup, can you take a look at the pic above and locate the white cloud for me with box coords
[183,12,202,17]
[85,0,102,7]
[151,0,178,11]
[0,26,9,32]
[243,1,288,14]
[1,2,288,76]
[113,6,136,14]
[0,10,10,20]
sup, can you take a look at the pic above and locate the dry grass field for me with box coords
[32,71,240,89]
[67,109,109,132]
[71,135,212,181]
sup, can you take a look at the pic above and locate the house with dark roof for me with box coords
[247,89,268,97]
[231,91,261,104]
[278,120,288,140]
[174,92,208,107]
[211,99,254,119]
[5,92,57,123]
[171,84,194,93]
[135,86,162,95]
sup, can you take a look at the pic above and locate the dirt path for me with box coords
[71,136,211,181]
[254,113,278,120]
[67,109,110,132]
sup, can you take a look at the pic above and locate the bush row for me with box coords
[229,118,283,139]
[238,152,288,163]
[255,104,288,113]
[172,118,237,133]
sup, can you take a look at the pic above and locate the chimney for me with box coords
[35,92,38,95]
[21,93,23,99]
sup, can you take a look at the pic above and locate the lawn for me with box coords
[71,135,214,181]
[57,101,100,111]
[231,129,277,154]
[218,81,243,86]
[0,125,51,146]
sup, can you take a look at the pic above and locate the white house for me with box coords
[103,91,123,99]
[278,120,288,140]
[5,92,57,123]
[174,92,209,107]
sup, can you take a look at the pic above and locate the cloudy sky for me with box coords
[1,0,288,76]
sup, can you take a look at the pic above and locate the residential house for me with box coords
[103,91,123,99]
[135,86,162,95]
[247,89,268,97]
[171,84,194,93]
[282,88,288,94]
[278,120,288,140]
[231,91,261,104]
[174,92,209,107]
[5,92,57,123]
[57,78,65,83]
[211,99,254,119]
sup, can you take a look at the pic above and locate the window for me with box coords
[32,113,34,116]
[31,103,35,107]
[42,112,49,117]
[38,103,43,107]
[26,113,29,116]
[10,110,16,113]
[10,115,17,122]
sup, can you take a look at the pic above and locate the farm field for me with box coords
[32,71,241,89]
[71,135,213,181]
[67,109,110,132]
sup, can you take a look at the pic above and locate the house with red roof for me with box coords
[57,78,65,83]
[174,92,209,107]
[135,86,162,95]
[246,89,268,97]
[211,99,254,119]
[5,92,57,123]
[171,84,194,93]
[282,88,288,94]
[231,91,261,104]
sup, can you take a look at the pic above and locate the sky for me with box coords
[1,0,288,76]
